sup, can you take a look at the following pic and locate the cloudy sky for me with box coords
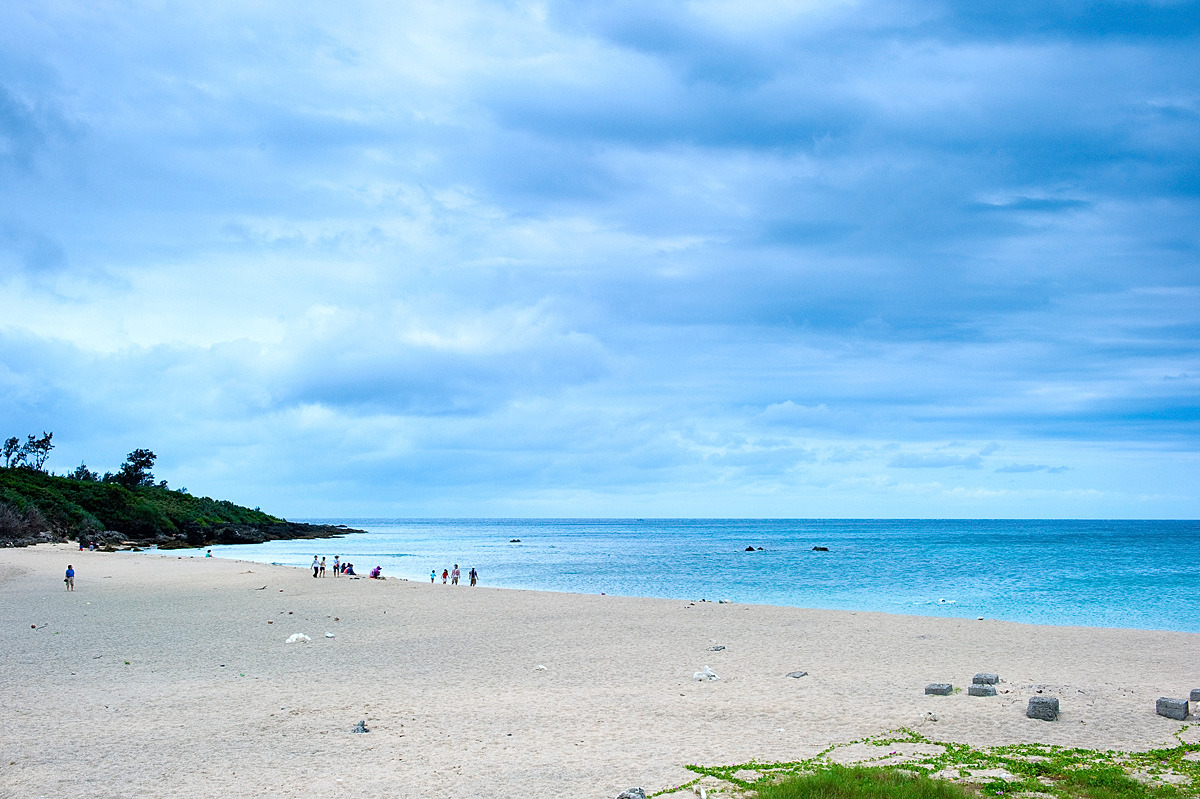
[2,0,1198,518]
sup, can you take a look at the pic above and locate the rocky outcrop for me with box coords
[154,522,365,549]
[0,529,68,548]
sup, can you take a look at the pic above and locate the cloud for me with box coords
[0,0,1197,516]
[888,452,985,469]
[994,463,1070,473]
[0,220,66,272]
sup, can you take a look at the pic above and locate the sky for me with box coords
[1,0,1198,518]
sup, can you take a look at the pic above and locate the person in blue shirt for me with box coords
[65,565,75,591]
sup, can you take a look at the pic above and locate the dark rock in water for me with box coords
[925,683,953,695]
[812,546,829,551]
[745,546,755,551]
[973,673,1000,685]
[968,684,997,697]
[510,538,521,543]
[757,546,764,551]
[615,790,646,799]
[352,720,370,733]
[1156,697,1188,720]
[1027,696,1059,721]
[786,671,808,679]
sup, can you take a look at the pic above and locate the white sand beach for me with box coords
[2,543,1197,799]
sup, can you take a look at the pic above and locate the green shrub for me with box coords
[0,466,283,541]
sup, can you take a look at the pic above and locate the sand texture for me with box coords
[2,544,1198,798]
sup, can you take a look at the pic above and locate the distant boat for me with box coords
[509,538,521,543]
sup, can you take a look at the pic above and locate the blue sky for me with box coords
[2,0,1198,518]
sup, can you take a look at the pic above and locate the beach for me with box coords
[3,544,1197,799]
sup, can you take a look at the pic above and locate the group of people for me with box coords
[311,556,358,577]
[63,553,475,590]
[431,564,478,586]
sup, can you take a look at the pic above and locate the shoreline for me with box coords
[187,547,1193,635]
[173,543,1200,636]
[172,517,1200,635]
[4,543,1198,798]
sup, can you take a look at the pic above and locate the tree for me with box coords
[2,437,19,468]
[112,448,157,488]
[23,432,54,471]
[3,432,53,470]
[69,462,100,482]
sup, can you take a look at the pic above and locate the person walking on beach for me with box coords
[64,564,74,591]
[451,564,460,585]
[430,569,435,583]
[333,556,340,576]
[469,567,477,587]
[441,569,448,584]
[312,556,319,578]
[319,557,326,577]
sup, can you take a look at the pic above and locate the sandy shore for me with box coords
[2,544,1197,798]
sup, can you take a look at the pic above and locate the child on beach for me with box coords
[333,556,340,576]
[430,570,435,583]
[319,557,326,577]
[441,569,448,584]
[64,565,74,591]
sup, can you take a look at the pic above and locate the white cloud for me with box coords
[1,0,1198,517]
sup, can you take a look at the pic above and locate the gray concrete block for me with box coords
[1027,696,1059,721]
[1156,697,1188,721]
[925,683,953,695]
[969,684,997,697]
[973,673,999,684]
[1191,689,1200,703]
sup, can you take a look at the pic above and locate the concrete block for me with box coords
[1191,689,1200,703]
[925,683,953,695]
[973,673,1000,684]
[1027,696,1059,721]
[1156,697,1188,721]
[969,684,997,697]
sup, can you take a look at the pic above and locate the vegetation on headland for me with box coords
[661,726,1200,799]
[0,432,361,548]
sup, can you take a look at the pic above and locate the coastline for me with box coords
[3,543,1198,798]
[175,517,1200,633]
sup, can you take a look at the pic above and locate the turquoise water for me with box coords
[174,519,1200,632]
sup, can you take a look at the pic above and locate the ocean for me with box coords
[173,518,1200,633]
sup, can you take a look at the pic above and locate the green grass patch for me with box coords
[756,765,974,799]
[665,725,1198,799]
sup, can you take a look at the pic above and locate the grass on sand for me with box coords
[660,725,1200,799]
